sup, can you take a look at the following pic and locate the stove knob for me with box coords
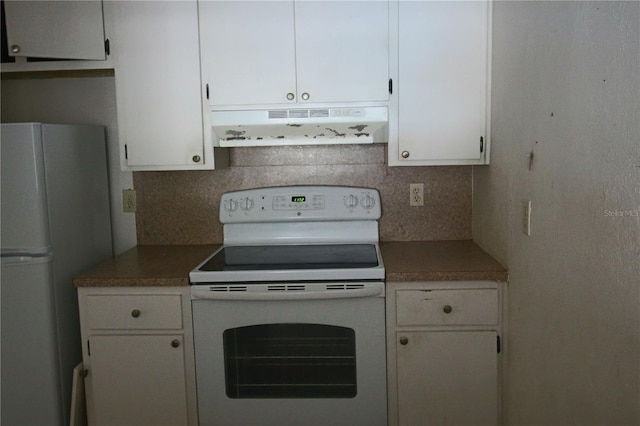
[240,197,254,211]
[224,198,239,213]
[344,194,359,209]
[361,194,376,210]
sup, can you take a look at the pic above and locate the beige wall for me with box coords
[474,2,640,424]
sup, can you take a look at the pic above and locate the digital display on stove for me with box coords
[291,196,306,203]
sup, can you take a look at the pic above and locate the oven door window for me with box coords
[223,323,356,399]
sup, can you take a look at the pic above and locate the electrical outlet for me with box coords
[522,200,532,236]
[409,183,424,206]
[123,189,137,213]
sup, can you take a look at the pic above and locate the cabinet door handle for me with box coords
[399,337,409,345]
[401,151,410,159]
[286,92,295,101]
[131,309,141,318]
[301,92,310,101]
[171,339,181,348]
[192,155,201,163]
[443,305,453,314]
[10,45,20,54]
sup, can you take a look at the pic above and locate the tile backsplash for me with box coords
[133,145,471,244]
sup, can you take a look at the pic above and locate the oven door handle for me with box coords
[190,286,383,301]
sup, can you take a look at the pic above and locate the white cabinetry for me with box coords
[3,0,106,60]
[78,287,198,426]
[199,0,389,108]
[387,281,503,426]
[107,1,224,170]
[388,1,491,166]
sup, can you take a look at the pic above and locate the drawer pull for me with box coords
[131,309,141,318]
[399,337,409,345]
[171,339,181,348]
[443,305,453,314]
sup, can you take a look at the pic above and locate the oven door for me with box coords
[191,292,386,426]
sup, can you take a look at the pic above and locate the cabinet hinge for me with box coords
[104,39,110,56]
[388,78,393,95]
[497,335,501,354]
[206,84,210,100]
[480,136,484,153]
[124,144,128,160]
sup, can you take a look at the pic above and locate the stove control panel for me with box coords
[220,186,381,223]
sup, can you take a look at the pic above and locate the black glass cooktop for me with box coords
[198,244,379,271]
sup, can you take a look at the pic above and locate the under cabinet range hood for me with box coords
[210,106,388,147]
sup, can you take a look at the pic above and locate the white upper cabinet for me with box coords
[199,1,297,107]
[3,0,106,60]
[107,1,220,170]
[293,1,389,104]
[199,0,389,108]
[389,0,491,166]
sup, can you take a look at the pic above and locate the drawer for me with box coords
[396,289,498,326]
[86,295,183,330]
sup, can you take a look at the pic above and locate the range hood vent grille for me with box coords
[268,110,288,119]
[267,109,334,119]
[310,109,330,118]
[288,109,308,119]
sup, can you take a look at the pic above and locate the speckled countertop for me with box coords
[73,245,220,287]
[380,240,507,282]
[73,240,507,287]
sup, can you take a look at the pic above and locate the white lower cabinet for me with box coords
[78,287,198,426]
[89,335,188,425]
[387,282,504,426]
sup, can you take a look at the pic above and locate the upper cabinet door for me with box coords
[200,0,389,108]
[4,0,106,60]
[390,0,490,166]
[200,1,297,107]
[294,1,389,104]
[109,1,206,169]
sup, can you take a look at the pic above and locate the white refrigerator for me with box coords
[1,123,113,426]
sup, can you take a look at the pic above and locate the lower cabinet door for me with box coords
[396,331,498,426]
[88,335,189,426]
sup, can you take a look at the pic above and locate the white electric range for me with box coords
[189,185,387,426]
